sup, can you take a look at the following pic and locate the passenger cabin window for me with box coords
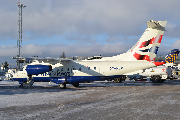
[88,67,90,70]
[67,68,69,71]
[79,67,81,71]
[73,68,76,70]
[94,67,96,70]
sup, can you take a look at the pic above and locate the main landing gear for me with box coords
[151,75,165,83]
[19,75,34,88]
[72,83,79,87]
[113,76,126,83]
[19,80,34,87]
[59,83,80,89]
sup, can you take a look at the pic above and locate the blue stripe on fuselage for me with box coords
[12,75,123,84]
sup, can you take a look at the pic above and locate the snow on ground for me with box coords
[0,80,180,120]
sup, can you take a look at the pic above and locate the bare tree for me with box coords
[60,52,66,58]
[4,61,9,68]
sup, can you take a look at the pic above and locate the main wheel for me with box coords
[19,84,23,88]
[122,76,126,81]
[113,78,122,83]
[72,83,79,87]
[151,75,162,83]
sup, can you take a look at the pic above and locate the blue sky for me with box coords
[0,0,180,67]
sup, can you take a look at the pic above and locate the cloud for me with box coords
[166,23,180,38]
[0,10,17,39]
[0,45,17,57]
[172,39,180,48]
[0,42,132,66]
[21,42,132,57]
[22,0,180,37]
[1,0,180,67]
[1,0,180,40]
[0,39,179,67]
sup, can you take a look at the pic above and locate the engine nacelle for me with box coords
[26,65,52,75]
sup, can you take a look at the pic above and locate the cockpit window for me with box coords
[19,67,24,71]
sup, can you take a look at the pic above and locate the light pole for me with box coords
[17,2,26,69]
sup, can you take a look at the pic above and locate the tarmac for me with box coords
[0,80,180,120]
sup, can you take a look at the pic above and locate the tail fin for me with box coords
[103,20,167,61]
[163,49,180,63]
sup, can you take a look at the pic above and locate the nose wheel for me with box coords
[59,83,66,89]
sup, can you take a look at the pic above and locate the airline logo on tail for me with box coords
[163,49,180,63]
[129,20,167,62]
[102,20,167,63]
[132,35,163,61]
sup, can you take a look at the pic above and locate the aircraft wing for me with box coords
[12,56,73,62]
[27,57,72,61]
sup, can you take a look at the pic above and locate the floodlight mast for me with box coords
[17,2,26,69]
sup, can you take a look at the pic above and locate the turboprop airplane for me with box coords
[12,20,167,88]
[126,49,180,83]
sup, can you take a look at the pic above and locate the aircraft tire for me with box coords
[151,75,162,83]
[59,83,66,89]
[114,78,122,83]
[122,76,126,81]
[72,83,79,87]
[19,84,23,88]
[152,79,159,83]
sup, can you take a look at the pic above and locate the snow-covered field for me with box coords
[0,80,180,120]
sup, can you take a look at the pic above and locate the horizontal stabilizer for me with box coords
[147,20,167,29]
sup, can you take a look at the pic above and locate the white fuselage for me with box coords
[11,20,167,86]
[12,60,158,84]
